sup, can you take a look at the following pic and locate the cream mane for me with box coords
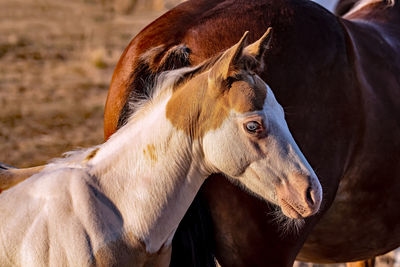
[127,65,199,121]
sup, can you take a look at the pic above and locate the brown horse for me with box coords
[104,0,400,266]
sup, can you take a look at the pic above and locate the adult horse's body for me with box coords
[104,0,400,266]
[0,31,323,266]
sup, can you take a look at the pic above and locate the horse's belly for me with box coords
[297,161,400,263]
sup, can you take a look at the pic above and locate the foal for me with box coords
[0,30,321,266]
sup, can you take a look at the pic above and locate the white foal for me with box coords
[0,29,322,267]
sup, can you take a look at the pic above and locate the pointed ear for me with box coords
[208,31,249,86]
[244,27,273,61]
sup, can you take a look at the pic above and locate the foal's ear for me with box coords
[244,27,273,61]
[208,31,249,87]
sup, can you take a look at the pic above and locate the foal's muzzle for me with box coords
[276,173,322,219]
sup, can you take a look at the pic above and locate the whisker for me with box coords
[267,203,305,237]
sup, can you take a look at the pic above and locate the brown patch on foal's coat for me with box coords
[143,144,158,163]
[165,32,268,139]
[84,148,100,162]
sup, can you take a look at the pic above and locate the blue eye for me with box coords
[245,121,261,133]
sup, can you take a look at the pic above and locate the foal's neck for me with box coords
[89,93,208,253]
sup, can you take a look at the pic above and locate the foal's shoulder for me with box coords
[0,166,98,215]
[0,167,98,266]
[37,167,124,234]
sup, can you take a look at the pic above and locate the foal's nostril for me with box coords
[306,186,314,206]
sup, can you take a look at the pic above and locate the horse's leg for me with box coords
[0,163,44,192]
[346,258,375,267]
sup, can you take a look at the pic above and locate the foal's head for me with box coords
[166,29,322,219]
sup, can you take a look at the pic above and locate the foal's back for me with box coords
[0,167,158,266]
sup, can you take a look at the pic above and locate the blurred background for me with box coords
[0,0,184,167]
[0,0,398,266]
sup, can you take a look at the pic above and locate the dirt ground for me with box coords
[0,0,398,266]
[0,0,163,167]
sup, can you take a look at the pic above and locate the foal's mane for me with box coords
[117,46,221,128]
[126,52,223,119]
[118,44,260,128]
